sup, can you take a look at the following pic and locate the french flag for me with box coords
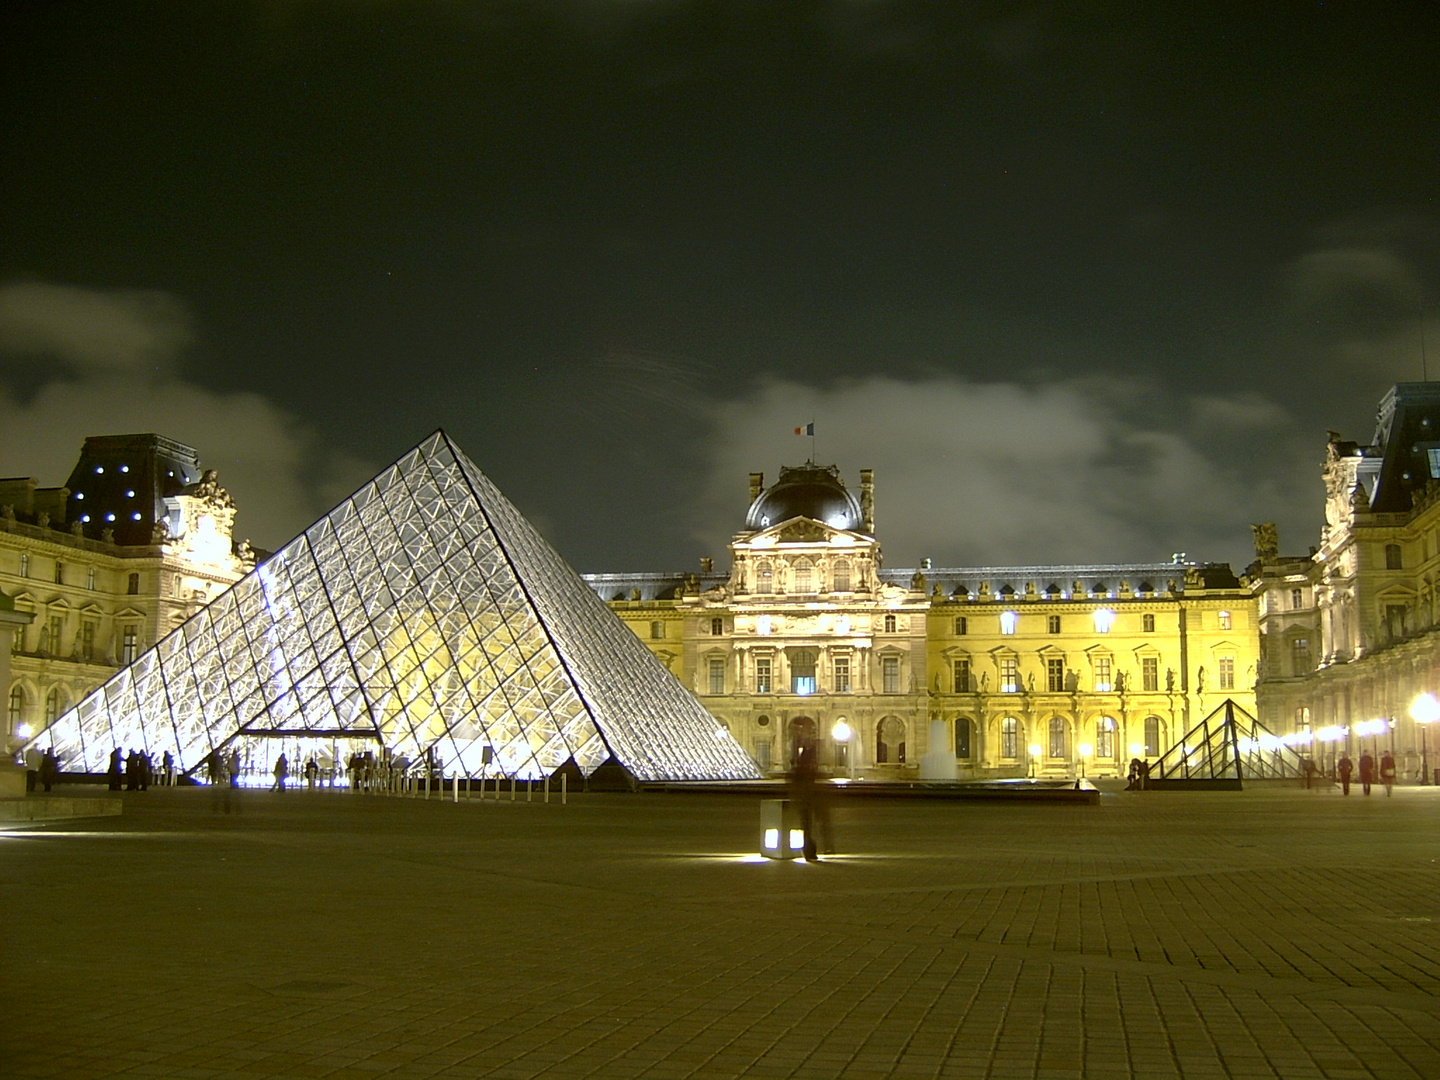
[793,423,814,436]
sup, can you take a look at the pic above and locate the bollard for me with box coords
[510,776,516,802]
[561,773,567,805]
[544,776,550,804]
[526,778,532,803]
[453,774,458,803]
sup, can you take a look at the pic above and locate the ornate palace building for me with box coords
[1,434,254,756]
[1251,383,1440,779]
[589,463,1257,779]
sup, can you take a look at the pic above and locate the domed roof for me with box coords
[744,463,864,532]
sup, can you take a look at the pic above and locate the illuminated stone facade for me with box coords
[591,465,1258,779]
[1252,383,1440,778]
[2,434,253,756]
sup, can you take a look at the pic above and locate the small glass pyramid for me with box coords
[40,432,760,782]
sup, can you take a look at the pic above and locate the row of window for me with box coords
[950,655,1233,693]
[8,684,83,729]
[711,653,898,696]
[9,554,142,594]
[751,558,857,595]
[955,611,1231,636]
[12,620,139,663]
[976,714,1167,760]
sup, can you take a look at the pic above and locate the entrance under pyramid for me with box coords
[37,433,761,783]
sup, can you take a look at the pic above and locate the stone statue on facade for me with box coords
[1166,668,1175,692]
[1250,522,1279,562]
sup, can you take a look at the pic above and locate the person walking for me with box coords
[1359,750,1375,796]
[271,753,289,792]
[1338,753,1354,795]
[1380,750,1397,796]
[304,757,318,789]
[38,749,58,792]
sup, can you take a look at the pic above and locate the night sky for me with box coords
[2,2,1437,573]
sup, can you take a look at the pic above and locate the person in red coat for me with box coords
[1359,751,1375,796]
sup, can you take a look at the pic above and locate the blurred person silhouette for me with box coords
[1359,750,1375,796]
[107,747,123,791]
[272,753,289,792]
[1338,753,1354,796]
[789,737,833,862]
[304,757,318,789]
[38,749,58,792]
[1380,750,1397,796]
[228,748,242,788]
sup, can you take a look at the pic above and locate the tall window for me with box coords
[1048,716,1067,758]
[1143,716,1162,757]
[1292,638,1310,673]
[1094,656,1112,692]
[832,560,851,592]
[121,626,138,664]
[1142,613,1156,633]
[1093,609,1115,634]
[8,686,23,730]
[127,572,140,595]
[650,621,664,639]
[953,658,971,693]
[1142,656,1159,692]
[12,626,24,654]
[1000,611,1017,635]
[54,560,64,585]
[882,655,900,693]
[884,613,897,633]
[1217,610,1232,630]
[1290,588,1303,610]
[833,655,851,693]
[756,562,773,594]
[45,688,60,725]
[954,616,967,635]
[1218,656,1235,690]
[711,617,723,636]
[46,615,63,655]
[1047,615,1061,634]
[1096,716,1115,759]
[955,717,972,759]
[1386,604,1407,639]
[708,658,725,695]
[1047,657,1065,692]
[1000,656,1019,693]
[1001,717,1019,759]
[1386,543,1403,570]
[754,740,772,770]
[792,651,817,695]
[19,553,29,578]
[792,558,814,594]
[755,657,772,694]
[81,621,96,662]
[87,566,96,590]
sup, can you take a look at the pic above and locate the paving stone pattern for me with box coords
[4,784,1440,1079]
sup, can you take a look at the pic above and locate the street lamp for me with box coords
[1028,742,1042,779]
[1411,693,1440,785]
[1077,741,1093,779]
[831,719,852,777]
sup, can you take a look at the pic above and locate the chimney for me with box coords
[859,469,874,534]
[748,472,764,502]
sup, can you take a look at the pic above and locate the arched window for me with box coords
[1143,716,1163,757]
[1217,610,1232,630]
[792,558,814,594]
[1048,716,1067,759]
[756,561,773,594]
[832,559,851,592]
[650,621,665,640]
[45,688,61,725]
[8,685,24,729]
[954,716,972,759]
[19,553,29,578]
[877,716,906,764]
[1095,716,1116,759]
[1000,717,1020,759]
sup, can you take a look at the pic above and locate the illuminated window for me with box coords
[882,655,900,693]
[1047,615,1061,634]
[832,560,851,592]
[650,621,664,640]
[833,655,851,692]
[1001,717,1019,759]
[756,562,773,594]
[1142,656,1159,692]
[792,650,817,695]
[954,616,967,635]
[1144,716,1162,757]
[955,717,972,759]
[1217,610,1231,630]
[953,658,971,693]
[1047,657,1064,692]
[884,613,897,633]
[1093,609,1115,634]
[1048,716,1067,758]
[1294,706,1311,727]
[1386,544,1403,570]
[1142,613,1155,633]
[756,615,771,635]
[1290,588,1303,610]
[1218,656,1235,690]
[121,626,138,664]
[792,558,814,594]
[708,658,725,695]
[1000,656,1019,693]
[1096,716,1115,759]
[1000,611,1017,635]
[711,617,723,636]
[1094,655,1113,692]
[755,657,772,694]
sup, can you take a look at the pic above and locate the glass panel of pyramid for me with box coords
[38,432,761,782]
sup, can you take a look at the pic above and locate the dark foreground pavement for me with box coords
[4,783,1440,1080]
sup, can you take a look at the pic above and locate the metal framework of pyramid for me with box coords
[38,432,761,782]
[1147,699,1306,789]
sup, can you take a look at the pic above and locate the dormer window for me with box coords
[884,613,897,633]
[832,559,851,592]
[1217,611,1231,631]
[792,558,814,594]
[756,561,773,594]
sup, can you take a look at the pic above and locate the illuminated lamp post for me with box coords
[831,719,853,779]
[1028,742,1042,779]
[1411,693,1440,785]
[1077,742,1093,779]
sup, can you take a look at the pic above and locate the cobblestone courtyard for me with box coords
[5,783,1440,1079]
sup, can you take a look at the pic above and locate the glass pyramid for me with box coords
[39,432,760,782]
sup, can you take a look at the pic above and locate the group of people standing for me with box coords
[1336,750,1398,796]
[106,747,174,791]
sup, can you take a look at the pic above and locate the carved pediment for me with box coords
[774,518,830,543]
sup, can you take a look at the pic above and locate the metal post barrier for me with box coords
[453,774,458,803]
[562,773,567,805]
[544,776,550,804]
[510,776,516,802]
[526,778,532,803]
